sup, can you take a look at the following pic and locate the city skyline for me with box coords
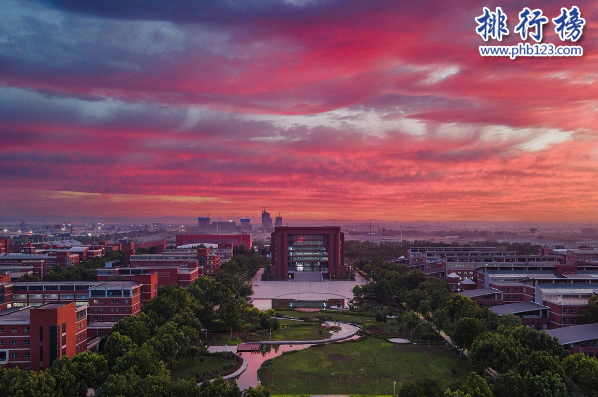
[1,1,597,222]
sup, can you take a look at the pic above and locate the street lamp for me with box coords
[394,381,397,396]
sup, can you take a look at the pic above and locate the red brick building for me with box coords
[0,302,87,371]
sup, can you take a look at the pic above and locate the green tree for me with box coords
[461,372,493,397]
[102,331,135,369]
[578,295,598,324]
[111,312,153,346]
[490,371,526,397]
[71,351,109,389]
[243,385,271,397]
[49,357,82,397]
[524,372,567,397]
[113,344,165,378]
[17,274,41,282]
[504,327,566,359]
[200,376,242,397]
[499,314,522,327]
[516,351,564,377]
[469,332,525,373]
[563,353,598,397]
[451,318,487,351]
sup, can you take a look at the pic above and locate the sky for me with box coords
[1,0,598,223]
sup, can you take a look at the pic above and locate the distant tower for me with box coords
[240,217,251,231]
[261,208,273,231]
[198,216,211,232]
[275,214,283,228]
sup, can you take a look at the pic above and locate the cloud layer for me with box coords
[1,0,597,222]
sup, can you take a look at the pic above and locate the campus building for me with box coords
[0,302,87,371]
[270,226,346,281]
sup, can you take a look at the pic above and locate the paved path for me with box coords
[205,320,360,384]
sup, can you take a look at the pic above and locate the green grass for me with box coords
[210,322,336,345]
[170,354,241,382]
[258,336,471,395]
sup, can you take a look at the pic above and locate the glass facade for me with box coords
[287,234,329,272]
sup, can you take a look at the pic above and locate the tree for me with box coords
[469,332,525,373]
[563,353,598,397]
[578,295,598,324]
[49,357,83,397]
[403,310,420,340]
[504,327,566,359]
[200,376,242,397]
[71,351,109,389]
[451,318,487,351]
[243,385,271,397]
[461,372,492,397]
[17,274,41,282]
[499,314,522,327]
[490,371,526,397]
[102,331,135,369]
[523,372,567,397]
[516,351,564,378]
[111,313,153,346]
[113,344,165,378]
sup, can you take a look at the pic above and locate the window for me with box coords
[11,340,17,346]
[62,323,66,333]
[564,318,569,323]
[10,353,17,359]
[563,308,569,313]
[507,288,512,292]
[0,341,3,346]
[572,308,578,313]
[24,352,30,358]
[24,340,29,346]
[24,327,29,333]
[0,328,3,333]
[515,288,520,292]
[11,327,17,333]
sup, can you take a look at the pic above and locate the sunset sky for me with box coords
[1,0,598,223]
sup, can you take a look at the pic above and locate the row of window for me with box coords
[562,308,578,313]
[0,327,29,334]
[91,299,130,304]
[92,307,128,313]
[92,316,122,321]
[0,340,30,346]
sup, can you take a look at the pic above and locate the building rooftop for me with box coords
[0,307,31,323]
[537,283,598,293]
[568,249,598,255]
[546,324,598,345]
[458,288,501,298]
[491,302,548,316]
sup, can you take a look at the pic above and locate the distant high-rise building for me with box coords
[275,216,283,228]
[261,209,273,231]
[197,217,211,232]
[239,218,251,231]
[212,220,236,233]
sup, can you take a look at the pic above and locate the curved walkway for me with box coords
[205,320,361,384]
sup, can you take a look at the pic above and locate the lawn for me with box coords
[210,321,338,345]
[170,353,242,382]
[258,336,471,396]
